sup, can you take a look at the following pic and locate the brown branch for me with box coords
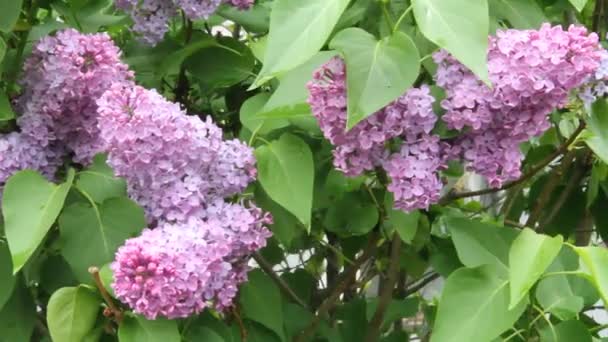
[439,123,585,205]
[365,235,402,342]
[525,150,576,228]
[174,16,194,107]
[252,252,309,309]
[232,306,248,341]
[295,233,381,342]
[537,151,591,232]
[89,267,123,323]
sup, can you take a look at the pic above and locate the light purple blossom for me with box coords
[116,0,254,45]
[307,57,443,211]
[112,204,271,319]
[19,28,133,164]
[436,24,602,186]
[97,83,256,223]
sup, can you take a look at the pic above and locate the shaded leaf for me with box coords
[0,0,23,32]
[0,242,15,310]
[539,320,592,342]
[59,197,146,282]
[0,279,35,342]
[239,270,285,341]
[489,0,547,29]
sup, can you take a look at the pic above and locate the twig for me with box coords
[403,273,440,297]
[174,16,194,107]
[439,123,585,204]
[365,234,402,342]
[232,306,248,341]
[89,267,123,323]
[252,252,309,309]
[295,233,381,342]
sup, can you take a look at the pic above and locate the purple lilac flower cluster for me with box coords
[0,29,133,191]
[308,24,604,210]
[115,0,255,45]
[307,57,443,211]
[112,207,270,319]
[437,24,602,187]
[101,84,271,319]
[579,50,608,107]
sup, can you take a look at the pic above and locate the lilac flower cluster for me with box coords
[112,205,271,319]
[579,50,608,107]
[437,24,602,186]
[97,83,257,222]
[115,0,255,45]
[308,24,604,210]
[0,29,132,191]
[101,84,271,319]
[307,57,443,211]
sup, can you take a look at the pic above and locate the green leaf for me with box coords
[431,265,527,342]
[253,0,351,87]
[40,255,78,295]
[413,0,489,84]
[568,0,589,12]
[587,162,608,207]
[539,320,592,342]
[0,279,36,342]
[217,3,271,33]
[446,217,518,276]
[573,246,608,306]
[99,264,115,298]
[0,0,23,32]
[188,328,224,342]
[118,315,180,342]
[240,93,289,135]
[76,154,127,203]
[256,51,336,129]
[508,228,563,309]
[0,38,5,65]
[386,206,420,244]
[324,193,379,236]
[0,91,15,122]
[255,133,314,227]
[47,286,100,342]
[586,99,608,164]
[185,312,234,342]
[329,28,420,129]
[3,170,75,273]
[254,186,301,249]
[283,303,313,340]
[0,242,15,310]
[489,0,547,29]
[239,270,285,341]
[59,197,146,282]
[185,37,255,89]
